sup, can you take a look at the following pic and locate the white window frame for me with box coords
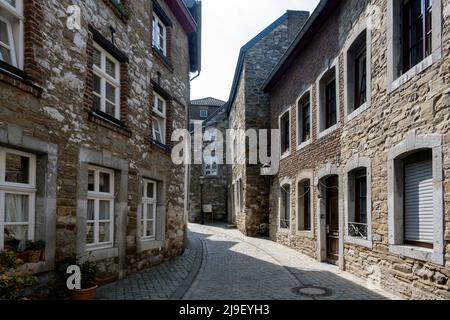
[152,92,166,145]
[0,0,23,69]
[279,179,292,232]
[87,165,115,251]
[92,43,121,120]
[140,179,157,241]
[296,88,312,151]
[279,108,291,160]
[152,13,167,56]
[0,146,36,251]
[204,156,218,176]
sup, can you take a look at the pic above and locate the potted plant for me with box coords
[25,241,45,263]
[0,250,37,300]
[60,255,98,300]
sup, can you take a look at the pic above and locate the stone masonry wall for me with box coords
[268,0,450,299]
[0,0,193,291]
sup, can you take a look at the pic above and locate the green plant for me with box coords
[0,251,38,300]
[58,254,98,289]
[25,240,46,251]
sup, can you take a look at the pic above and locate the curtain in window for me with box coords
[5,194,29,250]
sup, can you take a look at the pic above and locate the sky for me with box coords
[190,0,320,102]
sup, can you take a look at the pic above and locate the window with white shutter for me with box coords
[404,153,434,248]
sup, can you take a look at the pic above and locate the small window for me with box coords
[280,111,290,155]
[402,0,432,73]
[86,166,115,250]
[152,13,167,56]
[318,68,337,133]
[141,179,157,240]
[0,147,36,251]
[280,184,291,229]
[199,110,208,119]
[204,156,218,176]
[0,0,23,69]
[347,31,367,113]
[297,93,311,145]
[92,43,121,119]
[297,180,311,231]
[152,92,166,144]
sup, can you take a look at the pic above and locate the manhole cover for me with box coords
[292,286,331,297]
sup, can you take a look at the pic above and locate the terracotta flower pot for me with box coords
[28,250,41,263]
[16,251,29,263]
[70,285,98,300]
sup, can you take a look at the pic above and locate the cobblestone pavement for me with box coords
[97,223,400,300]
[184,224,400,300]
[97,235,203,300]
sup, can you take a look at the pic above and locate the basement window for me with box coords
[0,0,23,69]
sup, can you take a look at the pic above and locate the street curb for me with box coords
[170,233,204,300]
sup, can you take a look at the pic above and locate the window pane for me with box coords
[87,199,95,221]
[93,48,101,68]
[0,20,10,45]
[88,170,95,191]
[147,203,155,220]
[5,225,28,248]
[106,82,116,103]
[93,95,101,112]
[99,200,111,220]
[86,223,95,244]
[99,172,111,193]
[99,222,111,243]
[105,57,116,78]
[0,46,12,65]
[106,102,116,118]
[3,0,16,7]
[157,98,164,113]
[146,221,154,238]
[5,152,30,184]
[147,182,154,199]
[93,75,101,94]
[5,194,29,222]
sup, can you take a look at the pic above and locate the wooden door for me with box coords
[326,176,339,262]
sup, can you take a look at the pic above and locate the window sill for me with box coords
[280,151,291,160]
[137,239,163,253]
[295,230,314,239]
[389,244,443,265]
[297,140,311,152]
[150,139,171,155]
[346,102,369,123]
[318,124,339,140]
[346,235,372,249]
[86,247,119,262]
[152,46,173,72]
[88,111,132,137]
[0,63,42,98]
[388,50,441,94]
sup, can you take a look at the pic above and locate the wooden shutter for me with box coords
[404,160,434,244]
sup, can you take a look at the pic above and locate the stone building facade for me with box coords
[189,99,229,224]
[0,0,201,295]
[189,97,225,131]
[263,0,450,299]
[227,10,309,237]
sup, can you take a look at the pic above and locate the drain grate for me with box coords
[292,286,332,297]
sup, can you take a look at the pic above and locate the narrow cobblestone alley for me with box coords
[98,224,400,300]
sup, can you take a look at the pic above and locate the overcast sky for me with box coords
[190,0,320,102]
